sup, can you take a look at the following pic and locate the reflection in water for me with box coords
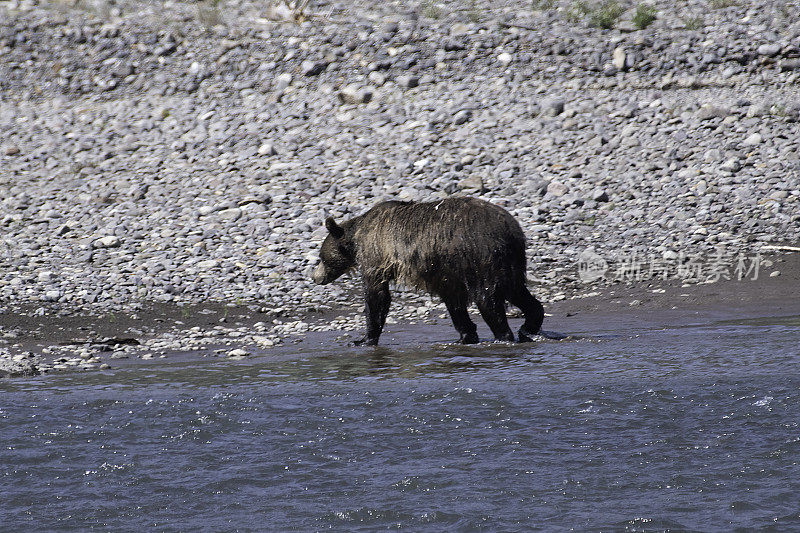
[2,316,800,530]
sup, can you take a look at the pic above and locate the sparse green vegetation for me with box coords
[709,0,738,8]
[588,0,625,29]
[564,0,624,28]
[197,0,222,29]
[565,0,591,23]
[465,0,481,22]
[771,104,790,118]
[682,14,704,30]
[632,4,657,29]
[422,0,442,19]
[531,0,557,11]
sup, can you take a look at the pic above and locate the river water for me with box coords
[2,312,800,530]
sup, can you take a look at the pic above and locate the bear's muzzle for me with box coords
[312,264,329,285]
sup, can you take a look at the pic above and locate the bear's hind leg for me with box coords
[441,293,479,344]
[507,286,544,342]
[475,291,515,342]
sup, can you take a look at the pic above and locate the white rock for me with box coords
[368,71,386,86]
[93,235,120,248]
[43,290,60,301]
[720,158,741,172]
[547,181,569,197]
[497,52,513,65]
[258,142,277,156]
[612,47,627,70]
[757,43,781,57]
[196,259,219,269]
[743,132,763,146]
[338,83,374,104]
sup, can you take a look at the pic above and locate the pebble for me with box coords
[592,188,609,202]
[612,47,627,71]
[339,84,374,104]
[697,105,730,121]
[368,71,386,85]
[301,60,326,76]
[396,74,419,88]
[452,109,472,125]
[258,143,277,156]
[273,72,292,92]
[543,98,565,116]
[3,144,20,156]
[720,158,741,172]
[547,181,569,197]
[757,43,782,57]
[93,236,121,249]
[743,132,763,146]
[497,52,513,65]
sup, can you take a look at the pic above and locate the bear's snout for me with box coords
[312,263,329,285]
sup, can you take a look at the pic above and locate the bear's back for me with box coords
[354,197,526,291]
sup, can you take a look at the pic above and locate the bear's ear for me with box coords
[325,217,345,239]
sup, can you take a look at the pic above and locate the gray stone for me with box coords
[547,181,569,197]
[217,207,242,221]
[543,98,565,116]
[720,158,741,172]
[697,105,730,121]
[757,43,781,57]
[43,290,61,301]
[442,38,466,51]
[459,175,485,193]
[780,59,800,71]
[747,103,771,117]
[452,109,472,125]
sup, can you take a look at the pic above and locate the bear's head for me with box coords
[312,217,356,285]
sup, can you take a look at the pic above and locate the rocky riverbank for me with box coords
[1,0,799,374]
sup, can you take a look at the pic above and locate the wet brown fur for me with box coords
[313,197,544,345]
[351,198,526,295]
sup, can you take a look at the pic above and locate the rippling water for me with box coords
[2,314,800,530]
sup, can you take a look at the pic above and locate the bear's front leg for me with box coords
[354,278,391,346]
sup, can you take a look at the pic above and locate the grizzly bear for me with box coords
[312,197,544,346]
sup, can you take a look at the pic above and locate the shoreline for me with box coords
[2,251,797,378]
